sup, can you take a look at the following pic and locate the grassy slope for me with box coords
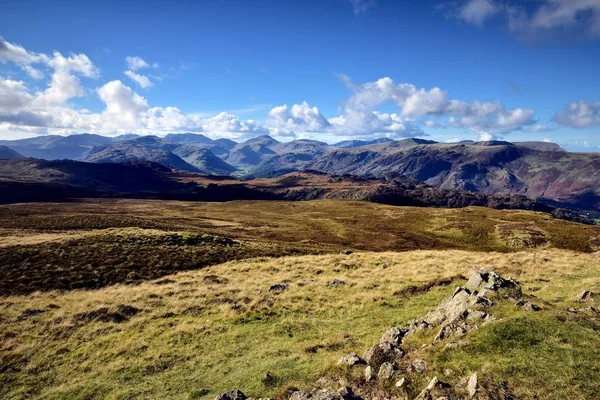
[1,250,600,399]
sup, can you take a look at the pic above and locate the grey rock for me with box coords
[364,365,375,382]
[338,353,364,366]
[467,372,478,398]
[465,310,487,326]
[340,250,353,255]
[577,290,595,302]
[443,341,470,351]
[377,362,395,380]
[515,300,540,312]
[337,386,360,400]
[327,280,346,288]
[412,359,428,374]
[363,342,405,370]
[380,327,409,346]
[414,377,440,400]
[215,390,247,400]
[395,377,407,388]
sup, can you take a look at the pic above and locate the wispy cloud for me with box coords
[348,0,376,15]
[442,0,600,41]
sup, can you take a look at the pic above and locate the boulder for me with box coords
[465,270,520,295]
[467,373,478,399]
[377,362,395,380]
[363,342,405,370]
[338,353,364,367]
[379,327,409,346]
[327,280,345,288]
[215,390,247,400]
[515,300,540,312]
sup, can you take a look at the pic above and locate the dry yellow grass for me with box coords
[2,249,599,399]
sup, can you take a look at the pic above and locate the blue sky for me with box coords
[0,0,599,151]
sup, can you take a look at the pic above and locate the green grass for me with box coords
[2,249,600,399]
[434,304,600,399]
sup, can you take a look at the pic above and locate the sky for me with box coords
[0,0,599,151]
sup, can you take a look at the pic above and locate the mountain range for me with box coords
[1,133,599,211]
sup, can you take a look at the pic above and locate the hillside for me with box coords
[1,198,598,295]
[305,141,600,210]
[0,159,593,223]
[1,133,599,211]
[82,139,200,172]
[172,145,237,175]
[0,134,113,160]
[1,243,599,399]
[0,145,22,159]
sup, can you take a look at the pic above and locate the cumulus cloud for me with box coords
[334,76,535,139]
[446,0,600,40]
[0,39,269,138]
[267,102,330,137]
[553,100,600,128]
[0,38,541,142]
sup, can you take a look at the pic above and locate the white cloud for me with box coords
[553,100,600,128]
[124,70,154,89]
[526,123,551,133]
[458,0,500,27]
[446,0,600,40]
[0,37,49,64]
[126,56,149,71]
[0,77,33,110]
[335,76,536,138]
[34,71,85,106]
[267,102,330,136]
[0,38,542,142]
[202,112,268,138]
[98,80,149,125]
[47,51,98,78]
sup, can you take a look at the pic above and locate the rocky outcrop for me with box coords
[218,269,531,400]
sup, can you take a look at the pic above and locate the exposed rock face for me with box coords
[220,270,527,400]
[401,269,521,344]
